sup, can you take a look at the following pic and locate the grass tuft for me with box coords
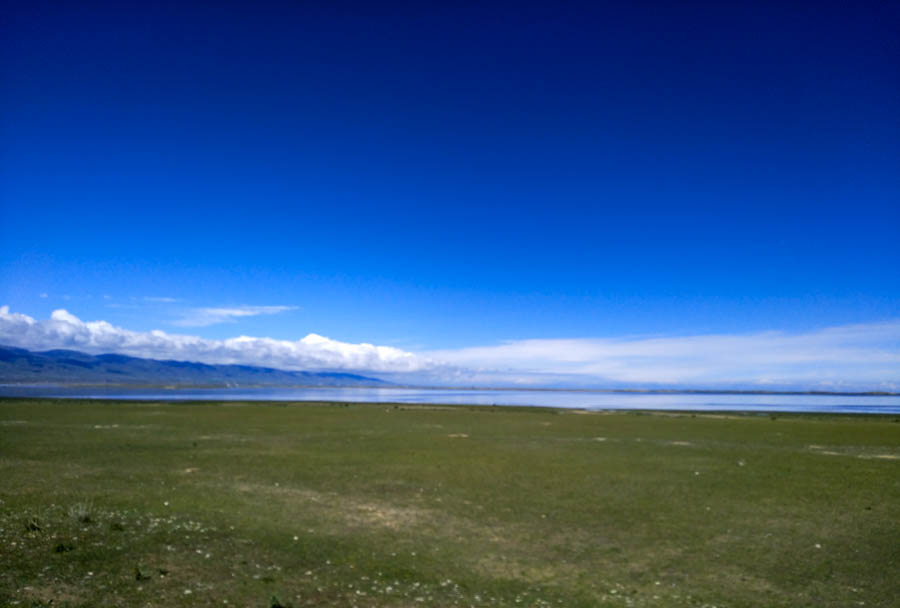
[24,517,42,532]
[269,595,291,608]
[67,501,94,525]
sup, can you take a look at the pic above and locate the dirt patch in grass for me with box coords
[18,582,86,606]
[807,445,900,460]
[229,481,439,532]
[233,481,324,504]
[225,480,539,555]
[475,555,584,584]
[349,502,426,531]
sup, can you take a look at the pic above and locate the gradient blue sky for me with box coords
[1,2,898,388]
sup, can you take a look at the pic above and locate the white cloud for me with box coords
[0,306,430,373]
[144,296,178,303]
[172,305,297,327]
[426,322,900,389]
[1,306,897,389]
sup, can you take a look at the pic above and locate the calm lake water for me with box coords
[2,385,899,414]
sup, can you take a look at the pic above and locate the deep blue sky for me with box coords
[1,1,898,363]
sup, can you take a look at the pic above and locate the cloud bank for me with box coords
[427,323,900,390]
[1,306,898,389]
[0,307,429,373]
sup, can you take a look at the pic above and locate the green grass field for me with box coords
[1,399,898,607]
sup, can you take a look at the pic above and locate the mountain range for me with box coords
[0,345,385,387]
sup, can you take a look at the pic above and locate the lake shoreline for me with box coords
[2,392,900,415]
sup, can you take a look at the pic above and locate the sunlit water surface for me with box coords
[2,386,899,414]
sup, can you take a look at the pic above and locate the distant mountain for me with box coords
[0,345,387,387]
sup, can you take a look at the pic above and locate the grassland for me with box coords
[1,398,898,607]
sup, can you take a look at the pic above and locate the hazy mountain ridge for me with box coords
[0,345,386,387]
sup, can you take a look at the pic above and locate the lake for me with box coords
[2,385,899,414]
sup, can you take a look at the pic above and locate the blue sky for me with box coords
[1,1,898,389]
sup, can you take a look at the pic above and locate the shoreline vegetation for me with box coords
[2,398,898,607]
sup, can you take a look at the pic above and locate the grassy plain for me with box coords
[1,398,898,607]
